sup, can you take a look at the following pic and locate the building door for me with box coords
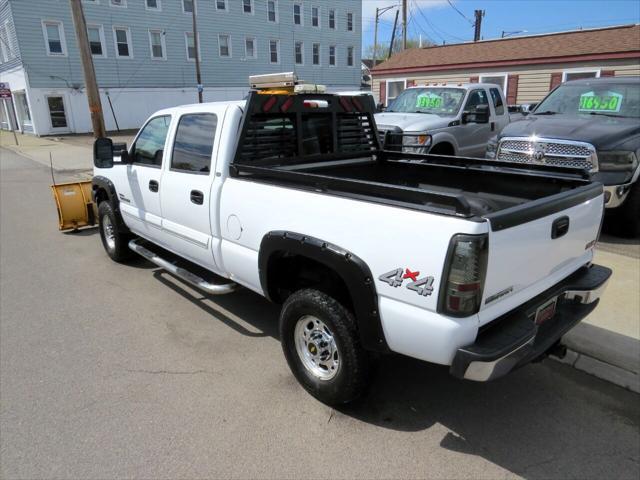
[46,95,70,133]
[13,92,33,133]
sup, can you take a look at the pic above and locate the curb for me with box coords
[555,322,640,393]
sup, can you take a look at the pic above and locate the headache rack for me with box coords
[230,91,476,216]
[229,91,590,218]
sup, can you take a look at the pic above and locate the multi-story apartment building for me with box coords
[0,0,362,135]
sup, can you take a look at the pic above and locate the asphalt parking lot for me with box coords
[1,148,639,479]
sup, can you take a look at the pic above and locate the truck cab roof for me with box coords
[152,100,245,117]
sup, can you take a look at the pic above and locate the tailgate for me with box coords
[480,183,603,321]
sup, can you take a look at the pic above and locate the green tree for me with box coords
[364,38,432,61]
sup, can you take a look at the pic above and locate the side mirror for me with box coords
[475,104,490,123]
[376,102,385,112]
[463,104,490,124]
[114,143,133,164]
[93,137,114,169]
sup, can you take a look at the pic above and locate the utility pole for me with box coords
[388,10,399,59]
[402,0,408,50]
[372,5,396,65]
[69,0,105,138]
[192,0,203,103]
[473,10,485,42]
[373,8,379,66]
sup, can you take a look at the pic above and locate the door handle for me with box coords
[551,216,570,239]
[149,180,159,192]
[190,190,204,205]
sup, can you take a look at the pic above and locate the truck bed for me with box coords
[231,92,601,226]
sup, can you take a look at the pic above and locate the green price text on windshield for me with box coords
[416,94,443,109]
[578,91,623,113]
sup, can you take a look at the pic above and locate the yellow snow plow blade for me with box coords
[51,180,97,231]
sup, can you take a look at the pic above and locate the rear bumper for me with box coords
[450,264,612,382]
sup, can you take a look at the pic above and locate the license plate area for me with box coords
[535,296,558,325]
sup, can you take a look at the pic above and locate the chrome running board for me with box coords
[128,239,237,295]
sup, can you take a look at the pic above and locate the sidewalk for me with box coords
[1,130,639,392]
[0,130,134,173]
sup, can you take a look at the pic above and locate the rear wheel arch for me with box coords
[259,231,389,353]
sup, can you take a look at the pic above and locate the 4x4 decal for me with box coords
[379,268,435,297]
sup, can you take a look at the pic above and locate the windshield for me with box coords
[387,87,465,115]
[534,82,640,118]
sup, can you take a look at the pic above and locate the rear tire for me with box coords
[98,201,133,263]
[279,289,369,405]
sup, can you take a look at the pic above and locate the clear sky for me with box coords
[361,0,640,53]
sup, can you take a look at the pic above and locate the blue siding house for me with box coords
[0,0,362,135]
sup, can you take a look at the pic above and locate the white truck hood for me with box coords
[375,112,451,132]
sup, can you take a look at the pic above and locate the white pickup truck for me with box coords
[92,85,611,405]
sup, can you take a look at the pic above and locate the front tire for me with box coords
[280,289,369,405]
[617,182,640,238]
[98,201,133,262]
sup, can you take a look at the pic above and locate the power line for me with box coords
[446,0,474,25]
[413,0,466,43]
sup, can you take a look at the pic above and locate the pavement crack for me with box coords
[125,368,216,376]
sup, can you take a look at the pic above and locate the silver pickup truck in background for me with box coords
[375,83,510,158]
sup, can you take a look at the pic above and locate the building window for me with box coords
[216,0,227,11]
[182,0,194,14]
[42,21,66,56]
[145,0,160,10]
[329,45,336,66]
[312,6,320,27]
[328,9,335,29]
[185,32,198,60]
[347,46,354,66]
[245,37,256,59]
[87,25,105,57]
[149,29,165,60]
[347,12,353,31]
[267,0,278,22]
[113,27,132,58]
[110,0,127,7]
[243,0,253,14]
[218,34,231,57]
[563,70,599,82]
[480,74,507,93]
[172,114,218,174]
[387,80,406,103]
[312,43,320,65]
[293,3,302,25]
[295,41,303,65]
[269,39,279,64]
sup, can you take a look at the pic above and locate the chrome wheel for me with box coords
[102,214,116,251]
[294,315,340,380]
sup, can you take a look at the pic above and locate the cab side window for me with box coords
[464,90,489,112]
[132,115,171,167]
[489,88,505,115]
[171,113,218,174]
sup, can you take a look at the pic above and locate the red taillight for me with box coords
[339,96,353,112]
[281,96,295,112]
[262,95,278,112]
[439,234,488,317]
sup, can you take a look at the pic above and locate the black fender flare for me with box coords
[259,231,389,353]
[92,175,129,233]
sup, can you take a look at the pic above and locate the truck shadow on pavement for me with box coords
[340,353,640,478]
[149,269,639,479]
